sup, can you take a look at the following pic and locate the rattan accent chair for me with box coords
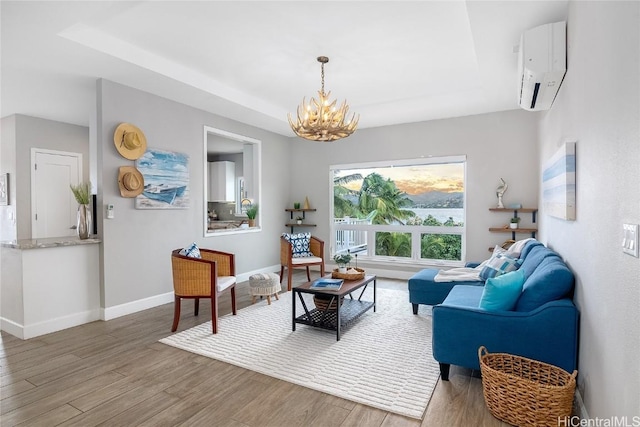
[280,235,325,292]
[171,248,237,334]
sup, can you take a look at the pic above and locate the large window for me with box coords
[331,156,466,267]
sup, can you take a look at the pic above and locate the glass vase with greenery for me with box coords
[70,182,92,239]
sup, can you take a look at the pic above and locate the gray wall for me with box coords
[0,114,90,240]
[0,115,17,241]
[289,109,541,266]
[538,1,639,418]
[97,79,290,309]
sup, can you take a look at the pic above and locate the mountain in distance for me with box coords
[406,191,463,208]
[340,191,463,208]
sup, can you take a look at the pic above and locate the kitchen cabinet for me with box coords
[209,161,235,202]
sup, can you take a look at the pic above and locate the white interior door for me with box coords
[31,149,83,239]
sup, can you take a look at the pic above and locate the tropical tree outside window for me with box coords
[330,156,466,266]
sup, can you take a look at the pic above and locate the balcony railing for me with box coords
[332,219,465,266]
[334,217,370,254]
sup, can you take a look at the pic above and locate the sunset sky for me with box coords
[335,163,464,195]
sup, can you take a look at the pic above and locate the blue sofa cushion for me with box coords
[515,257,574,311]
[408,269,483,306]
[517,239,544,260]
[440,284,485,307]
[518,244,558,280]
[479,269,525,311]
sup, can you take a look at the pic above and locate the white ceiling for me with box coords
[1,1,568,137]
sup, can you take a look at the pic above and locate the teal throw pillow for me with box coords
[282,232,312,258]
[179,242,201,258]
[479,252,522,280]
[479,269,525,311]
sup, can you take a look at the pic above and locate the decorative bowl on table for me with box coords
[331,267,365,280]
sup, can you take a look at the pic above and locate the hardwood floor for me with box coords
[1,273,509,427]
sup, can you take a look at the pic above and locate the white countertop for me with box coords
[1,236,102,250]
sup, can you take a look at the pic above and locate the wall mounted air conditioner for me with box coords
[518,21,567,111]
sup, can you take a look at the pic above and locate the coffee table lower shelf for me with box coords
[294,299,374,332]
[292,274,376,341]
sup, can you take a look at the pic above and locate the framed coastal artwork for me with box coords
[542,141,576,220]
[135,149,189,209]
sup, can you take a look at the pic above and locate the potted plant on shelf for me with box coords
[333,253,352,273]
[296,216,303,225]
[509,217,520,229]
[246,204,258,227]
[293,202,301,209]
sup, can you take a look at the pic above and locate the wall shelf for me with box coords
[285,208,317,233]
[489,207,538,240]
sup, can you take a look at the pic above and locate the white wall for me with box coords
[96,80,291,312]
[538,1,640,418]
[289,109,541,266]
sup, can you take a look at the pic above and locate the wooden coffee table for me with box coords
[291,275,376,341]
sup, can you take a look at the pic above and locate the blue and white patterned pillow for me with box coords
[282,232,312,258]
[479,252,522,280]
[179,242,201,258]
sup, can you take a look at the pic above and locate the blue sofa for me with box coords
[409,239,539,313]
[431,241,579,380]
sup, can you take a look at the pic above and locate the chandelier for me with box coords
[288,56,359,142]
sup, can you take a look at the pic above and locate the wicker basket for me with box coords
[478,346,577,427]
[331,267,365,280]
[313,295,344,311]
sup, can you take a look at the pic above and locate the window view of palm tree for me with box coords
[332,159,465,264]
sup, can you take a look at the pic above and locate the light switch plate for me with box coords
[622,223,638,257]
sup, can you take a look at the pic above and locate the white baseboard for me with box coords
[1,309,101,340]
[101,265,281,322]
[0,317,25,339]
[574,387,589,419]
[236,264,281,283]
[2,263,412,339]
[102,292,174,321]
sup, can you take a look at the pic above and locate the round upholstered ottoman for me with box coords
[249,273,281,305]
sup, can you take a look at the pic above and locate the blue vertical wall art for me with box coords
[542,142,576,220]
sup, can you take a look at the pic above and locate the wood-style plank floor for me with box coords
[1,272,509,426]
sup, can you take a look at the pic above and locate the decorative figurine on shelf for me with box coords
[303,197,311,209]
[496,178,508,209]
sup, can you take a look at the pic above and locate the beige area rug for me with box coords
[160,287,440,419]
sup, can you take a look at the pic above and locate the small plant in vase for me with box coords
[295,216,303,225]
[509,217,520,229]
[333,253,352,273]
[246,204,258,227]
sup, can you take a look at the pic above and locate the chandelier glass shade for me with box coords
[288,56,359,142]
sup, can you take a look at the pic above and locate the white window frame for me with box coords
[329,155,467,268]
